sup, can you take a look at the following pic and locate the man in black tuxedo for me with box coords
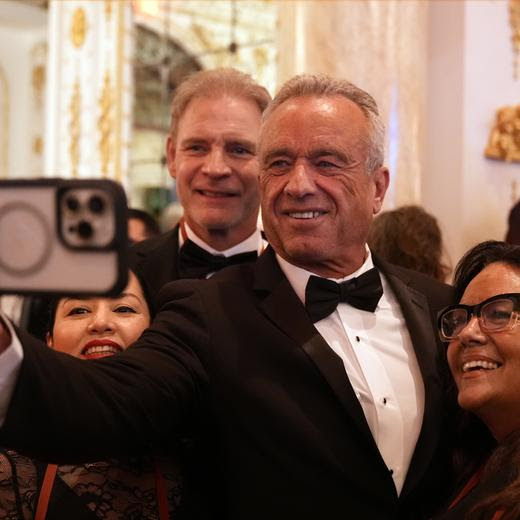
[131,68,271,313]
[0,74,454,519]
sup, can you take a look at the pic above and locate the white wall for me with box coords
[424,0,519,269]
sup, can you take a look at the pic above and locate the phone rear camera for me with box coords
[77,220,94,240]
[88,195,105,214]
[65,196,80,212]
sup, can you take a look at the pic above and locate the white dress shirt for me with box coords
[181,222,266,260]
[277,250,424,495]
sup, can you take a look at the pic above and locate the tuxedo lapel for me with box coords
[130,225,181,313]
[253,248,374,440]
[375,258,444,497]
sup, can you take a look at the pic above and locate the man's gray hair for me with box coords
[263,74,385,173]
[169,68,272,139]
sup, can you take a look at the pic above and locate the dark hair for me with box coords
[452,240,520,300]
[505,201,520,246]
[368,205,449,281]
[467,431,520,520]
[449,240,520,519]
[128,208,160,241]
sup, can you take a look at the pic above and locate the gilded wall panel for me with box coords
[45,0,133,183]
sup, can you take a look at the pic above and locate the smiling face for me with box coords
[47,272,150,360]
[447,262,520,440]
[259,95,388,278]
[167,95,262,250]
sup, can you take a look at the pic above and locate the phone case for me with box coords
[0,178,128,296]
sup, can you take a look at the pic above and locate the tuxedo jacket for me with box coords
[1,247,455,520]
[129,224,182,315]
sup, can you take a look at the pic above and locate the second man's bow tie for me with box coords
[178,239,258,279]
[305,268,383,323]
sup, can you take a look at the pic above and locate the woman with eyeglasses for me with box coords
[433,240,520,520]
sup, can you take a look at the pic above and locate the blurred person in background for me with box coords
[368,205,450,281]
[127,207,161,244]
[505,200,520,246]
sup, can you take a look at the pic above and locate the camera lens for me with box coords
[77,220,94,240]
[65,196,80,212]
[88,195,105,214]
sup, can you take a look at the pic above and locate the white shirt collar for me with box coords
[276,247,375,305]
[179,222,264,257]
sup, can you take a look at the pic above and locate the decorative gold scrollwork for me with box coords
[98,71,113,175]
[69,81,81,177]
[485,104,520,163]
[105,0,113,20]
[71,7,87,49]
[33,136,43,156]
[32,65,45,102]
[511,0,520,80]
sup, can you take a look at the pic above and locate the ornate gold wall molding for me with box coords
[104,0,113,21]
[0,66,8,178]
[33,136,43,156]
[32,65,45,103]
[511,0,520,79]
[114,0,125,182]
[69,80,81,177]
[71,7,88,48]
[30,42,47,108]
[98,71,113,176]
[485,104,520,163]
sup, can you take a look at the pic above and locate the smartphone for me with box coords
[0,178,128,296]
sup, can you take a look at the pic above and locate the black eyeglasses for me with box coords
[437,293,520,341]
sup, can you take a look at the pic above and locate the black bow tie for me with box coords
[178,239,258,279]
[305,268,383,323]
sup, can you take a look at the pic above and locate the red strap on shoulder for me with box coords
[154,458,169,520]
[35,463,58,520]
[449,465,485,509]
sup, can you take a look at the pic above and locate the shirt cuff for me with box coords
[0,313,24,426]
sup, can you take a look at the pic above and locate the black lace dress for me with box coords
[0,449,182,519]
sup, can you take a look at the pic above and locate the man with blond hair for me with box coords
[0,73,454,519]
[131,68,271,312]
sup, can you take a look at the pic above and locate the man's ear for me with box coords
[166,135,176,180]
[372,166,390,215]
[46,332,54,349]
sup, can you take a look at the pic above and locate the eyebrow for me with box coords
[180,137,256,150]
[308,148,352,164]
[261,147,353,166]
[225,139,257,151]
[260,147,293,166]
[61,292,140,305]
